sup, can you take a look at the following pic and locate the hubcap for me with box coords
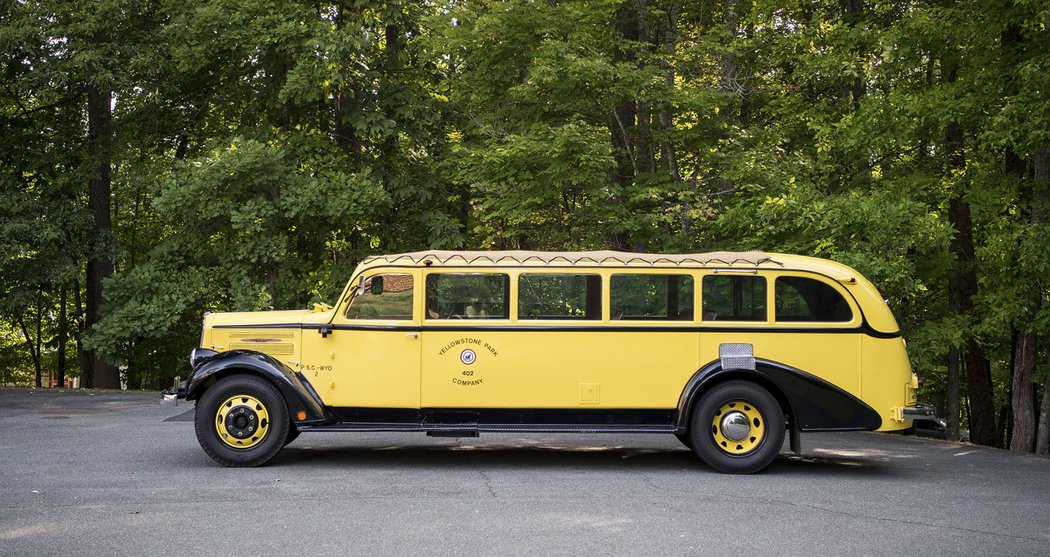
[214,395,270,449]
[711,401,766,455]
[720,411,751,442]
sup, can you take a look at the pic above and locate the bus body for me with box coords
[172,250,918,473]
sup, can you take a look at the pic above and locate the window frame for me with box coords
[422,271,512,322]
[338,270,420,323]
[516,271,603,321]
[770,272,861,327]
[699,271,771,325]
[608,272,697,322]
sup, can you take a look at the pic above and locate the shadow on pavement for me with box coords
[164,408,195,422]
[768,453,888,476]
[209,440,889,476]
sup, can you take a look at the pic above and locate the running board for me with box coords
[297,423,677,435]
[427,431,479,437]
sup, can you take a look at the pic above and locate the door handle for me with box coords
[405,332,419,339]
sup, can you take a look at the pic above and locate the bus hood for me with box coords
[203,309,310,328]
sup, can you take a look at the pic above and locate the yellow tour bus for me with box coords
[168,250,919,473]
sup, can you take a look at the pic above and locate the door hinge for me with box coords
[319,325,332,338]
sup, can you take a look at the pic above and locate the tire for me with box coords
[194,374,290,467]
[689,380,785,474]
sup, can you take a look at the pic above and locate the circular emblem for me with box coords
[460,349,476,365]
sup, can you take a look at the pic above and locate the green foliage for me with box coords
[0,322,35,386]
[450,119,616,248]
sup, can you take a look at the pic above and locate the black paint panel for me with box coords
[675,359,882,432]
[757,361,882,431]
[328,407,675,428]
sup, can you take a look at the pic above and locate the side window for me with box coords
[518,274,601,320]
[425,273,509,319]
[775,276,853,322]
[702,275,766,321]
[610,274,694,320]
[345,274,414,320]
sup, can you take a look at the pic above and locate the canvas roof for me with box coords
[361,250,781,267]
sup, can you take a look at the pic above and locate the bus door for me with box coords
[301,270,422,409]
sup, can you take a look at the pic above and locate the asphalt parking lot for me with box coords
[1,388,1048,556]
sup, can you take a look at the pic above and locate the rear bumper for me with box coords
[901,405,932,420]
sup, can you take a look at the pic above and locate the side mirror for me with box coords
[370,276,384,295]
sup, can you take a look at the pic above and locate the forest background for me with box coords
[1,0,1048,453]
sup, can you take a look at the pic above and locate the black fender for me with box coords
[185,350,330,425]
[675,358,881,433]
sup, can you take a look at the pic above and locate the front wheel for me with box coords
[194,374,290,467]
[689,380,785,474]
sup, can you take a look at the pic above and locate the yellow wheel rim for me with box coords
[214,394,270,449]
[710,400,765,455]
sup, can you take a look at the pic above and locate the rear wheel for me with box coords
[194,374,289,467]
[689,380,784,474]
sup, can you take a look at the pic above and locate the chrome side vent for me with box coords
[719,343,755,370]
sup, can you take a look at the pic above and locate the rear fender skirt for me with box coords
[185,350,328,424]
[675,358,881,433]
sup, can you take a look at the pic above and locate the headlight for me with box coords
[190,347,217,368]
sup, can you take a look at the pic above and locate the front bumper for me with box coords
[160,380,188,406]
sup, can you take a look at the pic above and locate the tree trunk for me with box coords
[946,118,997,446]
[649,1,684,238]
[964,395,972,433]
[939,38,998,444]
[658,1,680,182]
[604,2,643,250]
[609,3,639,181]
[1032,146,1050,454]
[962,315,996,446]
[1010,147,1049,451]
[57,284,67,388]
[715,0,741,197]
[17,308,42,388]
[1009,332,1036,451]
[85,83,119,389]
[1037,351,1050,455]
[946,346,961,441]
[941,39,995,445]
[633,0,655,175]
[73,275,90,384]
[35,296,42,387]
[1034,146,1049,223]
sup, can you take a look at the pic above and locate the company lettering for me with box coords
[438,337,483,356]
[452,378,483,386]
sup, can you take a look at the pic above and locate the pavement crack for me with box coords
[462,445,498,498]
[639,472,663,493]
